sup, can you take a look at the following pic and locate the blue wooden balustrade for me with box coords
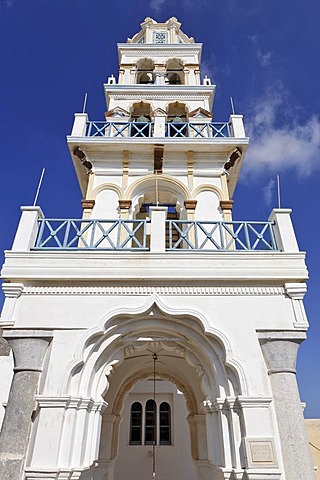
[166,220,277,251]
[85,121,231,138]
[165,122,230,138]
[33,219,277,251]
[34,219,149,250]
[86,121,154,138]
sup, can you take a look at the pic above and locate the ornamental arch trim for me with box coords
[63,296,248,399]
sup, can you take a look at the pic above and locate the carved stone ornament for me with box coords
[220,200,234,211]
[118,200,132,210]
[184,200,197,210]
[81,199,95,210]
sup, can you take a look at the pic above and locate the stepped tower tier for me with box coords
[68,17,248,220]
[0,17,315,480]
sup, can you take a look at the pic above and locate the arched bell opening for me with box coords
[129,175,188,248]
[166,101,189,137]
[129,101,153,137]
[136,58,155,84]
[165,58,184,85]
[130,175,188,218]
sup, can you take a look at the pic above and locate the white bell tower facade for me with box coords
[0,17,315,480]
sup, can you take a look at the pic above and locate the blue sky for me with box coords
[0,0,319,416]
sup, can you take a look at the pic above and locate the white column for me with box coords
[0,331,52,480]
[12,206,44,251]
[268,209,299,252]
[259,331,316,480]
[71,113,88,136]
[149,206,167,253]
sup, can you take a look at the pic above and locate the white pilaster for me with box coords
[229,115,246,137]
[71,113,88,136]
[268,209,299,252]
[12,206,43,251]
[149,206,167,253]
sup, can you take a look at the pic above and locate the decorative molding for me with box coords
[81,199,95,210]
[117,49,201,56]
[0,283,24,326]
[118,199,132,210]
[284,282,307,300]
[2,282,24,298]
[202,396,273,413]
[220,200,234,211]
[110,94,211,101]
[184,200,197,211]
[35,395,108,412]
[23,286,285,296]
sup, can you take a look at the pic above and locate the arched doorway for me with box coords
[112,377,198,480]
[66,300,245,480]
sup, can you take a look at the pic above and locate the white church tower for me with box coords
[0,17,315,480]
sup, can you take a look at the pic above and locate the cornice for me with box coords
[23,285,285,296]
[2,250,308,283]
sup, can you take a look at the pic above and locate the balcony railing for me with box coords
[32,218,277,252]
[165,122,230,138]
[86,121,154,138]
[85,121,231,138]
[34,219,149,250]
[166,220,277,251]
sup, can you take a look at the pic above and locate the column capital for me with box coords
[258,330,306,374]
[2,330,52,372]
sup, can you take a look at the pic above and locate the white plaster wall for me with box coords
[195,190,222,222]
[92,189,119,219]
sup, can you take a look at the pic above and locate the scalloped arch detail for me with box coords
[63,296,248,397]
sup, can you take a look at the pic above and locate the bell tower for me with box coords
[0,17,315,480]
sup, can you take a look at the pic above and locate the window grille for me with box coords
[153,31,168,44]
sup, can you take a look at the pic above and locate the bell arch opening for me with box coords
[136,58,155,84]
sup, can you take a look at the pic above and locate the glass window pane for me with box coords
[145,399,156,445]
[160,402,171,445]
[130,402,142,445]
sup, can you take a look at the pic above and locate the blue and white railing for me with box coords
[86,121,154,138]
[34,219,149,250]
[165,122,230,138]
[166,220,277,251]
[12,207,300,254]
[85,121,231,138]
[70,113,247,139]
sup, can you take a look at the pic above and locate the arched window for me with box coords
[145,399,156,445]
[130,402,142,445]
[159,402,171,445]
